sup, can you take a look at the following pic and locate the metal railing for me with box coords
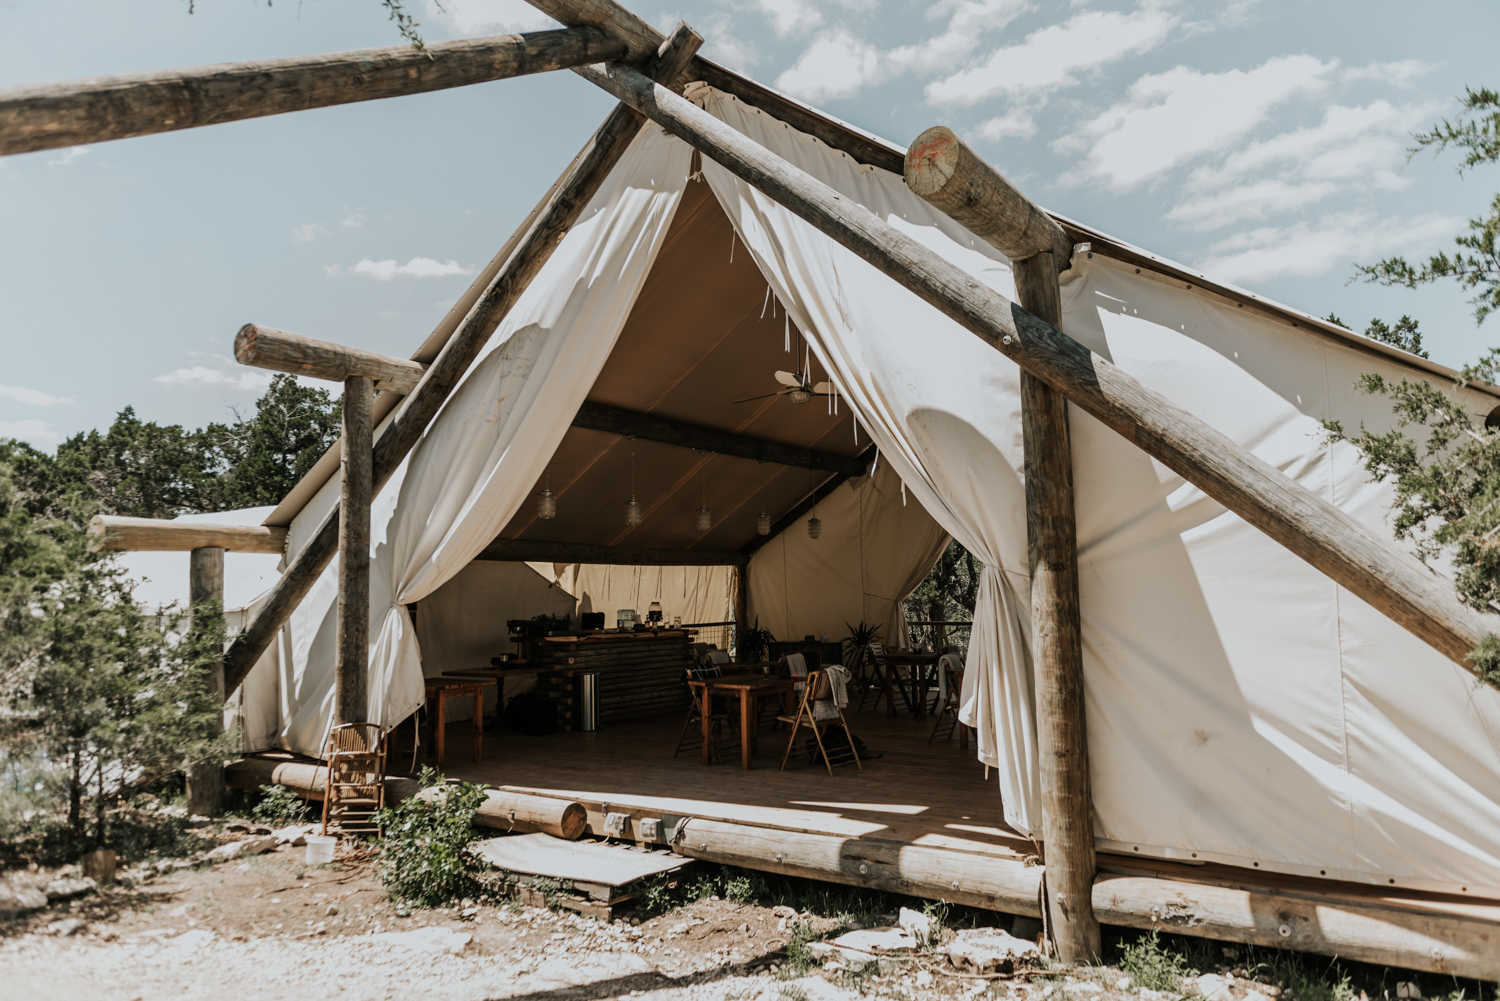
[681,620,735,656]
[904,620,973,658]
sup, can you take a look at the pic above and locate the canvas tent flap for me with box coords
[242,124,692,757]
[691,84,1500,895]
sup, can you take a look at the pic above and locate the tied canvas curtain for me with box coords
[691,84,1046,836]
[251,126,692,757]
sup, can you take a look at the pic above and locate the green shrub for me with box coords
[372,770,490,907]
[251,784,310,826]
[1120,930,1199,991]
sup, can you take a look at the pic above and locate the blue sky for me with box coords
[2,0,1496,449]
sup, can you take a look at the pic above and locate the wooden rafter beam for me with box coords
[476,538,747,566]
[235,323,427,395]
[87,515,286,555]
[0,28,628,157]
[571,401,867,475]
[573,57,1500,679]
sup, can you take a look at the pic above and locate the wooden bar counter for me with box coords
[528,630,694,730]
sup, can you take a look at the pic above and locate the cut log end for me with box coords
[903,125,961,198]
[233,323,260,366]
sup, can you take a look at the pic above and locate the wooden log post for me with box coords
[235,324,427,395]
[338,376,374,725]
[185,546,227,817]
[0,28,628,157]
[219,23,704,699]
[574,60,1500,684]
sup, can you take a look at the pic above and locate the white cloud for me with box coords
[1061,54,1336,189]
[754,0,825,36]
[1193,211,1462,284]
[1167,100,1435,229]
[330,257,478,281]
[774,0,1030,103]
[0,385,72,406]
[291,222,329,244]
[775,30,882,103]
[976,110,1037,141]
[340,208,368,229]
[0,420,62,449]
[424,0,557,33]
[47,146,89,167]
[153,366,274,392]
[925,4,1179,106]
[1344,59,1432,86]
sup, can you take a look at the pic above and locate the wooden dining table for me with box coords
[875,649,941,718]
[688,673,796,770]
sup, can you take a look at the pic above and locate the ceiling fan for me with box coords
[733,367,838,405]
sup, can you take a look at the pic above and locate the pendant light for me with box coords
[537,473,557,520]
[624,449,642,527]
[755,464,771,536]
[695,474,712,533]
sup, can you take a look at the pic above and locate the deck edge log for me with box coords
[1017,251,1100,964]
[572,401,866,475]
[672,818,1044,917]
[1095,874,1500,980]
[235,324,427,395]
[575,59,1500,680]
[219,24,704,698]
[0,28,628,157]
[87,515,287,554]
[223,758,587,839]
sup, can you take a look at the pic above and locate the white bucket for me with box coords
[305,835,336,865]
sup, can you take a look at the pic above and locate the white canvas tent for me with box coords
[227,79,1500,910]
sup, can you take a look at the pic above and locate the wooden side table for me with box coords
[423,678,494,768]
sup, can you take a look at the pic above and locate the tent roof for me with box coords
[260,59,1498,533]
[494,178,866,555]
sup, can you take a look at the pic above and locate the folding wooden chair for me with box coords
[321,722,387,838]
[929,654,966,744]
[779,668,862,774]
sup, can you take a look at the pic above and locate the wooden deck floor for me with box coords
[438,707,1038,865]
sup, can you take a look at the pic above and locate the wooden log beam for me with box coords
[671,817,1044,917]
[1017,252,1099,963]
[222,758,587,839]
[336,376,374,726]
[0,28,628,157]
[235,324,427,395]
[1094,873,1500,980]
[572,401,866,475]
[477,538,747,567]
[741,446,877,557]
[87,515,286,554]
[219,24,704,699]
[576,61,1500,679]
[905,127,1074,271]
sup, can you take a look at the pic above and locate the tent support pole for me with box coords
[572,59,1499,680]
[219,24,704,699]
[337,376,373,725]
[185,546,226,817]
[735,564,749,654]
[1017,252,1099,964]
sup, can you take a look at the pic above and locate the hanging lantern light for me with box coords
[624,449,642,526]
[807,514,822,539]
[695,475,712,532]
[537,474,557,520]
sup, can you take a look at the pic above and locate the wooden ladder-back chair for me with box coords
[855,642,886,713]
[929,654,966,744]
[779,668,862,775]
[674,662,738,762]
[321,722,388,837]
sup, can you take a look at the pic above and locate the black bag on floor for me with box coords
[805,725,877,763]
[504,692,558,736]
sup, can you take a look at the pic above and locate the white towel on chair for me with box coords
[814,664,851,721]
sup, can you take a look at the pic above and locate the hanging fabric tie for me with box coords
[761,284,771,319]
[729,230,736,263]
[784,312,790,353]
